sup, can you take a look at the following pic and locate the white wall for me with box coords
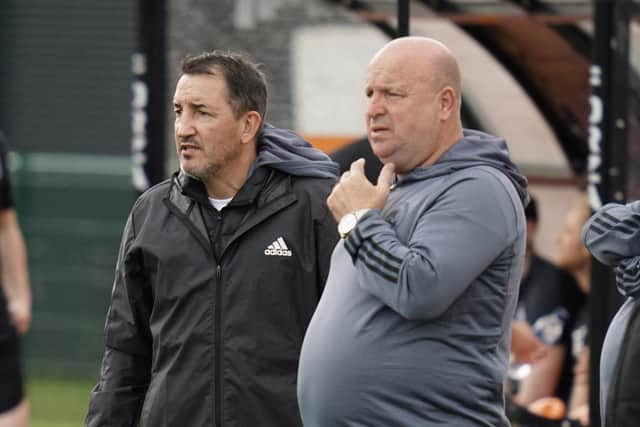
[292,24,388,136]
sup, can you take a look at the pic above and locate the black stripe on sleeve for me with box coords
[621,217,640,232]
[601,211,620,225]
[360,242,401,276]
[589,223,606,236]
[614,223,637,236]
[357,251,398,282]
[364,239,403,267]
[594,216,616,232]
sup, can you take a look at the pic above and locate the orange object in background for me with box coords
[303,135,359,154]
[527,396,566,420]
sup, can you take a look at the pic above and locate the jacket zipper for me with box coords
[215,262,222,427]
[214,209,223,427]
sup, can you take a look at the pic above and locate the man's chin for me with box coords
[181,163,217,182]
[371,147,392,163]
[180,165,204,180]
[181,169,202,181]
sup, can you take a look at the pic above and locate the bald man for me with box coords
[297,37,529,426]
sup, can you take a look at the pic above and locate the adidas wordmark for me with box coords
[264,237,292,257]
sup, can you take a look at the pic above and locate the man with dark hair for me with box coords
[180,51,268,130]
[0,131,31,427]
[86,50,339,426]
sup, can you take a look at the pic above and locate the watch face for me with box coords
[338,213,357,237]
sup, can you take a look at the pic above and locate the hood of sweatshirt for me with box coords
[254,123,339,179]
[400,129,529,206]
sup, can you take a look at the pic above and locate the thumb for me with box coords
[349,158,366,174]
[376,163,395,190]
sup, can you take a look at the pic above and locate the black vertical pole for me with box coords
[131,0,167,193]
[588,1,629,426]
[398,0,410,37]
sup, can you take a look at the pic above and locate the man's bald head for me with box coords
[369,37,461,100]
[364,37,464,172]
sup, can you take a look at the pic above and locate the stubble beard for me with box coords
[179,149,219,181]
[181,143,240,183]
[178,127,248,184]
[183,162,219,182]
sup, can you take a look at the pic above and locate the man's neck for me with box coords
[422,125,464,167]
[205,152,256,199]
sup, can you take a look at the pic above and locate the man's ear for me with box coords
[241,111,262,144]
[438,86,456,120]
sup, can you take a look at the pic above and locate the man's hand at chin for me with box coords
[327,158,395,221]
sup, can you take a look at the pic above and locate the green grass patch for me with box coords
[27,378,95,427]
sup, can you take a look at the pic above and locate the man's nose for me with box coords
[366,93,385,118]
[175,115,195,138]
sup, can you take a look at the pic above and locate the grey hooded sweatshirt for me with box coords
[581,200,640,426]
[298,129,528,427]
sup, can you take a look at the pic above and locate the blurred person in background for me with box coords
[0,131,31,427]
[85,51,339,426]
[555,194,592,425]
[298,36,528,426]
[510,196,586,407]
[582,199,640,427]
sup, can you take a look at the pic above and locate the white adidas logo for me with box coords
[264,237,292,257]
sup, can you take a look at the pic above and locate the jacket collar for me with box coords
[174,171,209,206]
[172,167,280,208]
[167,167,296,258]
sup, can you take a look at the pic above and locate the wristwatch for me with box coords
[338,209,371,239]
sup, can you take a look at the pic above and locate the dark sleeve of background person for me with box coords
[330,137,383,184]
[516,260,587,403]
[0,131,15,210]
[557,271,588,401]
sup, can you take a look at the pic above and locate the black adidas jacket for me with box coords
[86,166,338,427]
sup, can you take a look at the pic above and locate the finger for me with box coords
[376,162,395,189]
[339,171,350,182]
[349,158,365,174]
